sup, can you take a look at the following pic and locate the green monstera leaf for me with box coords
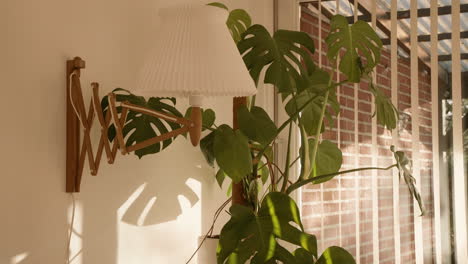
[214,125,252,183]
[285,88,340,136]
[208,3,252,43]
[326,15,382,82]
[316,246,356,264]
[217,192,317,264]
[216,168,227,187]
[184,107,216,131]
[200,131,216,167]
[301,139,342,183]
[238,105,277,146]
[370,83,399,130]
[391,146,426,216]
[102,88,183,159]
[238,25,315,94]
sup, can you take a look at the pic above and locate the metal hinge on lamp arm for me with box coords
[65,57,202,193]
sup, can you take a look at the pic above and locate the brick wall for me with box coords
[300,8,435,264]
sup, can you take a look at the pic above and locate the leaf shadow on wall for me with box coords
[79,137,214,263]
[119,169,201,226]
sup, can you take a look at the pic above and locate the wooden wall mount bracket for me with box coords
[66,57,198,193]
[66,57,129,192]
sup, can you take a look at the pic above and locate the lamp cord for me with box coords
[66,193,76,264]
[66,71,81,264]
[68,71,85,126]
[185,198,231,263]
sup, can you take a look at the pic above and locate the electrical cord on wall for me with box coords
[66,71,81,264]
[185,198,231,263]
[66,193,76,264]
[68,71,85,126]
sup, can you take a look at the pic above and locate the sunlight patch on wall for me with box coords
[116,178,203,263]
[68,195,83,264]
[117,183,147,220]
[10,252,29,264]
[137,197,157,226]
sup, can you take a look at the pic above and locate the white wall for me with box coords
[0,0,272,263]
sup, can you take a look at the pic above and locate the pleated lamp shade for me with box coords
[135,4,257,107]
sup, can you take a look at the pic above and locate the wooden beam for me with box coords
[348,4,468,22]
[299,0,334,3]
[438,53,468,61]
[382,31,468,45]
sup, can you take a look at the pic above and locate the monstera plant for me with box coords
[103,3,424,263]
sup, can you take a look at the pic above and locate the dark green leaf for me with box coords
[264,146,274,161]
[258,161,270,184]
[217,192,317,264]
[207,2,228,10]
[308,68,333,93]
[203,108,216,130]
[306,139,342,183]
[299,125,311,181]
[216,169,226,188]
[226,182,233,196]
[285,88,339,136]
[185,107,216,132]
[208,3,251,44]
[371,84,398,130]
[326,15,382,82]
[238,25,315,94]
[214,125,252,183]
[271,245,297,263]
[200,131,216,167]
[238,105,277,146]
[316,246,356,264]
[294,248,315,264]
[227,9,252,43]
[101,88,182,159]
[391,146,425,215]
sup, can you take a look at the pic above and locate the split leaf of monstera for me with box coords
[217,192,317,263]
[214,125,252,183]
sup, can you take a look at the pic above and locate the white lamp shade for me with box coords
[135,5,257,106]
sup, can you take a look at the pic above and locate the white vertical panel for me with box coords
[335,0,342,248]
[429,0,441,263]
[410,0,424,263]
[318,0,325,252]
[353,1,360,262]
[390,0,401,263]
[276,0,301,213]
[370,1,379,263]
[318,0,323,68]
[451,1,468,263]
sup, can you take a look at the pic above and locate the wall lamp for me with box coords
[66,5,256,193]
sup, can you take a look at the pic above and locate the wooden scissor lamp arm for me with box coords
[66,57,201,193]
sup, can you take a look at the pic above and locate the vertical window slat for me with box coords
[318,0,325,253]
[370,1,379,263]
[353,1,360,263]
[429,0,442,263]
[451,1,468,263]
[410,0,424,263]
[390,1,401,263]
[335,0,342,248]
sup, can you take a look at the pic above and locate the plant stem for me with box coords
[288,156,300,169]
[254,94,321,162]
[185,197,232,263]
[281,123,293,192]
[308,69,335,179]
[286,164,397,194]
